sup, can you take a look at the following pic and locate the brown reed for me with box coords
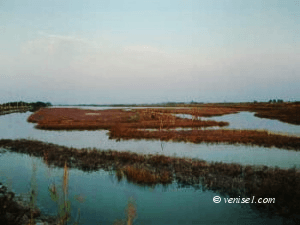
[27,108,229,130]
[109,128,300,150]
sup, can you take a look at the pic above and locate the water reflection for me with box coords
[0,151,292,225]
[176,112,300,136]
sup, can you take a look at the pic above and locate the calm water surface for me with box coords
[0,151,291,225]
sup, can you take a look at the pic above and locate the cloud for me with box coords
[21,33,88,61]
[1,32,299,104]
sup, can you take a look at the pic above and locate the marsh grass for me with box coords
[109,128,300,150]
[27,108,229,131]
[28,160,38,225]
[121,166,172,185]
[47,161,82,225]
[113,197,137,225]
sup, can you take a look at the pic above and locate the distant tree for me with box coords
[30,101,52,111]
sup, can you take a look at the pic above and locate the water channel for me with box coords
[0,107,299,224]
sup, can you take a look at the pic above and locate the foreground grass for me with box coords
[0,139,299,222]
[0,182,58,224]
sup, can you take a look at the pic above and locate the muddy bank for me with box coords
[109,127,300,150]
[0,182,58,225]
[27,108,229,130]
[0,108,32,116]
[0,139,299,220]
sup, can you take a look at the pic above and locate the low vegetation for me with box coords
[120,166,172,184]
[109,127,300,150]
[132,106,240,117]
[27,108,229,130]
[0,101,52,116]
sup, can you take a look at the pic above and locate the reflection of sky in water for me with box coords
[176,112,300,136]
[0,152,291,225]
[0,110,299,168]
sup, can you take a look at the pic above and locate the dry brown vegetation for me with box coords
[109,127,300,150]
[27,108,229,130]
[28,102,300,131]
[0,139,299,220]
[27,108,136,130]
[250,104,300,125]
[120,166,172,184]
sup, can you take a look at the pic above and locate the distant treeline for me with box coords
[0,101,52,111]
[59,100,300,108]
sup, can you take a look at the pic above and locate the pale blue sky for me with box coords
[1,0,299,104]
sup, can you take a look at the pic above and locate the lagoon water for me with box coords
[0,108,299,224]
[0,110,299,168]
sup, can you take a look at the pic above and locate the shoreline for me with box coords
[0,108,32,116]
[0,182,58,225]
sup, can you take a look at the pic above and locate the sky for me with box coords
[1,0,299,104]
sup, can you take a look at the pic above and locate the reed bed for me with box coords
[133,107,240,117]
[253,107,300,125]
[27,108,229,130]
[121,166,172,184]
[27,103,300,126]
[1,139,299,220]
[109,127,300,150]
